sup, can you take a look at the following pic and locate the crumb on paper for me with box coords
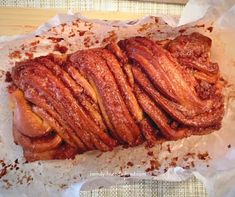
[8,50,22,59]
[138,23,154,33]
[185,152,196,158]
[169,157,178,167]
[0,158,22,179]
[54,44,68,54]
[228,144,231,148]
[207,26,213,32]
[119,165,124,173]
[0,69,5,78]
[30,40,40,46]
[120,174,130,177]
[145,159,160,172]
[59,183,68,189]
[164,167,169,173]
[127,161,134,167]
[84,37,93,48]
[183,165,190,169]
[102,30,118,44]
[147,151,154,156]
[191,161,195,168]
[154,17,159,23]
[197,152,211,160]
[84,21,93,30]
[166,144,171,153]
[0,167,7,179]
[194,24,205,28]
[71,20,79,28]
[47,37,64,43]
[96,152,103,158]
[2,179,13,189]
[78,30,86,36]
[68,33,75,38]
[141,160,146,164]
[25,52,34,59]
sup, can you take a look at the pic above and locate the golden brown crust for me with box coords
[8,32,224,161]
[9,89,51,138]
[13,125,62,153]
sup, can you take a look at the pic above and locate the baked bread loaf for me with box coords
[8,33,224,161]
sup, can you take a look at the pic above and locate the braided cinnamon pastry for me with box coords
[8,33,224,161]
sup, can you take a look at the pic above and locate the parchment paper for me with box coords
[0,0,235,197]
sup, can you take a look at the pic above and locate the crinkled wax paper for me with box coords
[0,0,235,196]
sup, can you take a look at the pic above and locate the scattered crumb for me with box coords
[183,157,188,162]
[25,52,34,59]
[141,160,146,164]
[127,161,134,167]
[120,174,130,177]
[228,144,231,148]
[207,26,213,33]
[59,183,68,189]
[145,160,160,172]
[0,159,21,179]
[2,179,13,189]
[183,165,190,169]
[68,33,75,38]
[0,167,7,179]
[96,152,103,158]
[197,152,210,160]
[78,30,86,36]
[164,168,168,173]
[185,152,196,158]
[191,161,195,168]
[166,144,171,153]
[194,24,205,28]
[169,157,178,167]
[47,37,64,43]
[30,40,40,46]
[119,166,124,173]
[54,44,68,54]
[147,151,154,156]
[150,160,160,170]
[26,175,33,184]
[84,37,92,48]
[138,23,153,33]
[8,50,21,59]
[102,30,117,44]
[0,69,5,79]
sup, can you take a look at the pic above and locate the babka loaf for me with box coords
[8,33,224,161]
